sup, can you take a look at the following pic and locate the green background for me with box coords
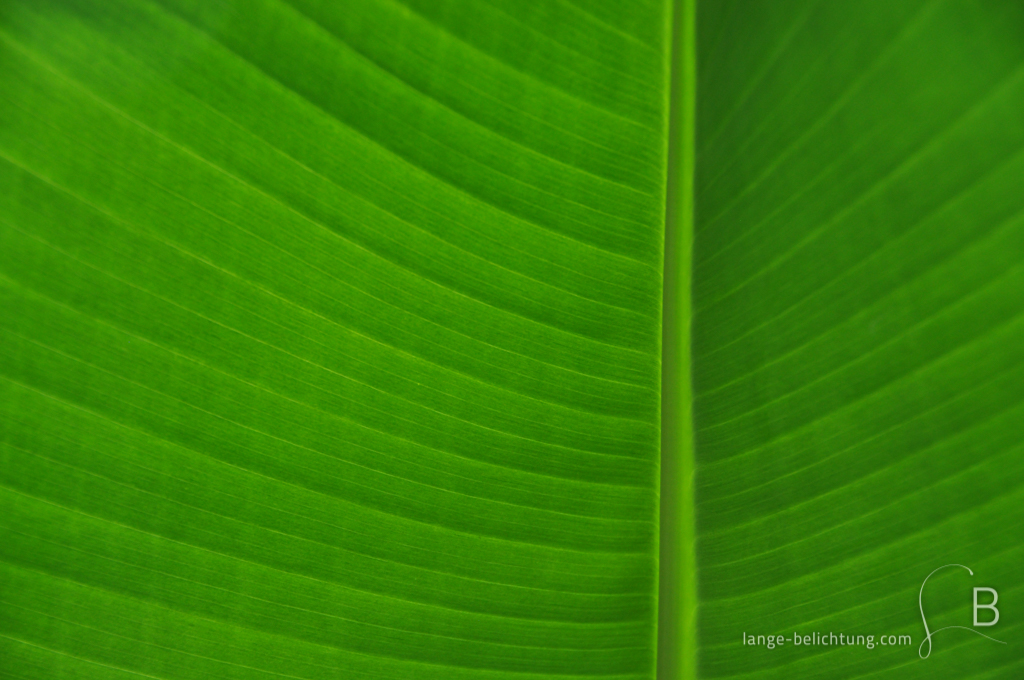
[1,1,1022,679]
[688,1,1024,679]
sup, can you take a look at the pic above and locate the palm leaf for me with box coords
[1,1,1022,679]
[683,2,1024,678]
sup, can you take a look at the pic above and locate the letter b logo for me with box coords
[919,565,1005,659]
[974,587,1000,627]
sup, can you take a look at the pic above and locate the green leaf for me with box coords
[0,0,667,677]
[687,1,1024,679]
[2,1,1023,680]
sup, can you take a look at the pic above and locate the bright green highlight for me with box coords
[658,0,697,678]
